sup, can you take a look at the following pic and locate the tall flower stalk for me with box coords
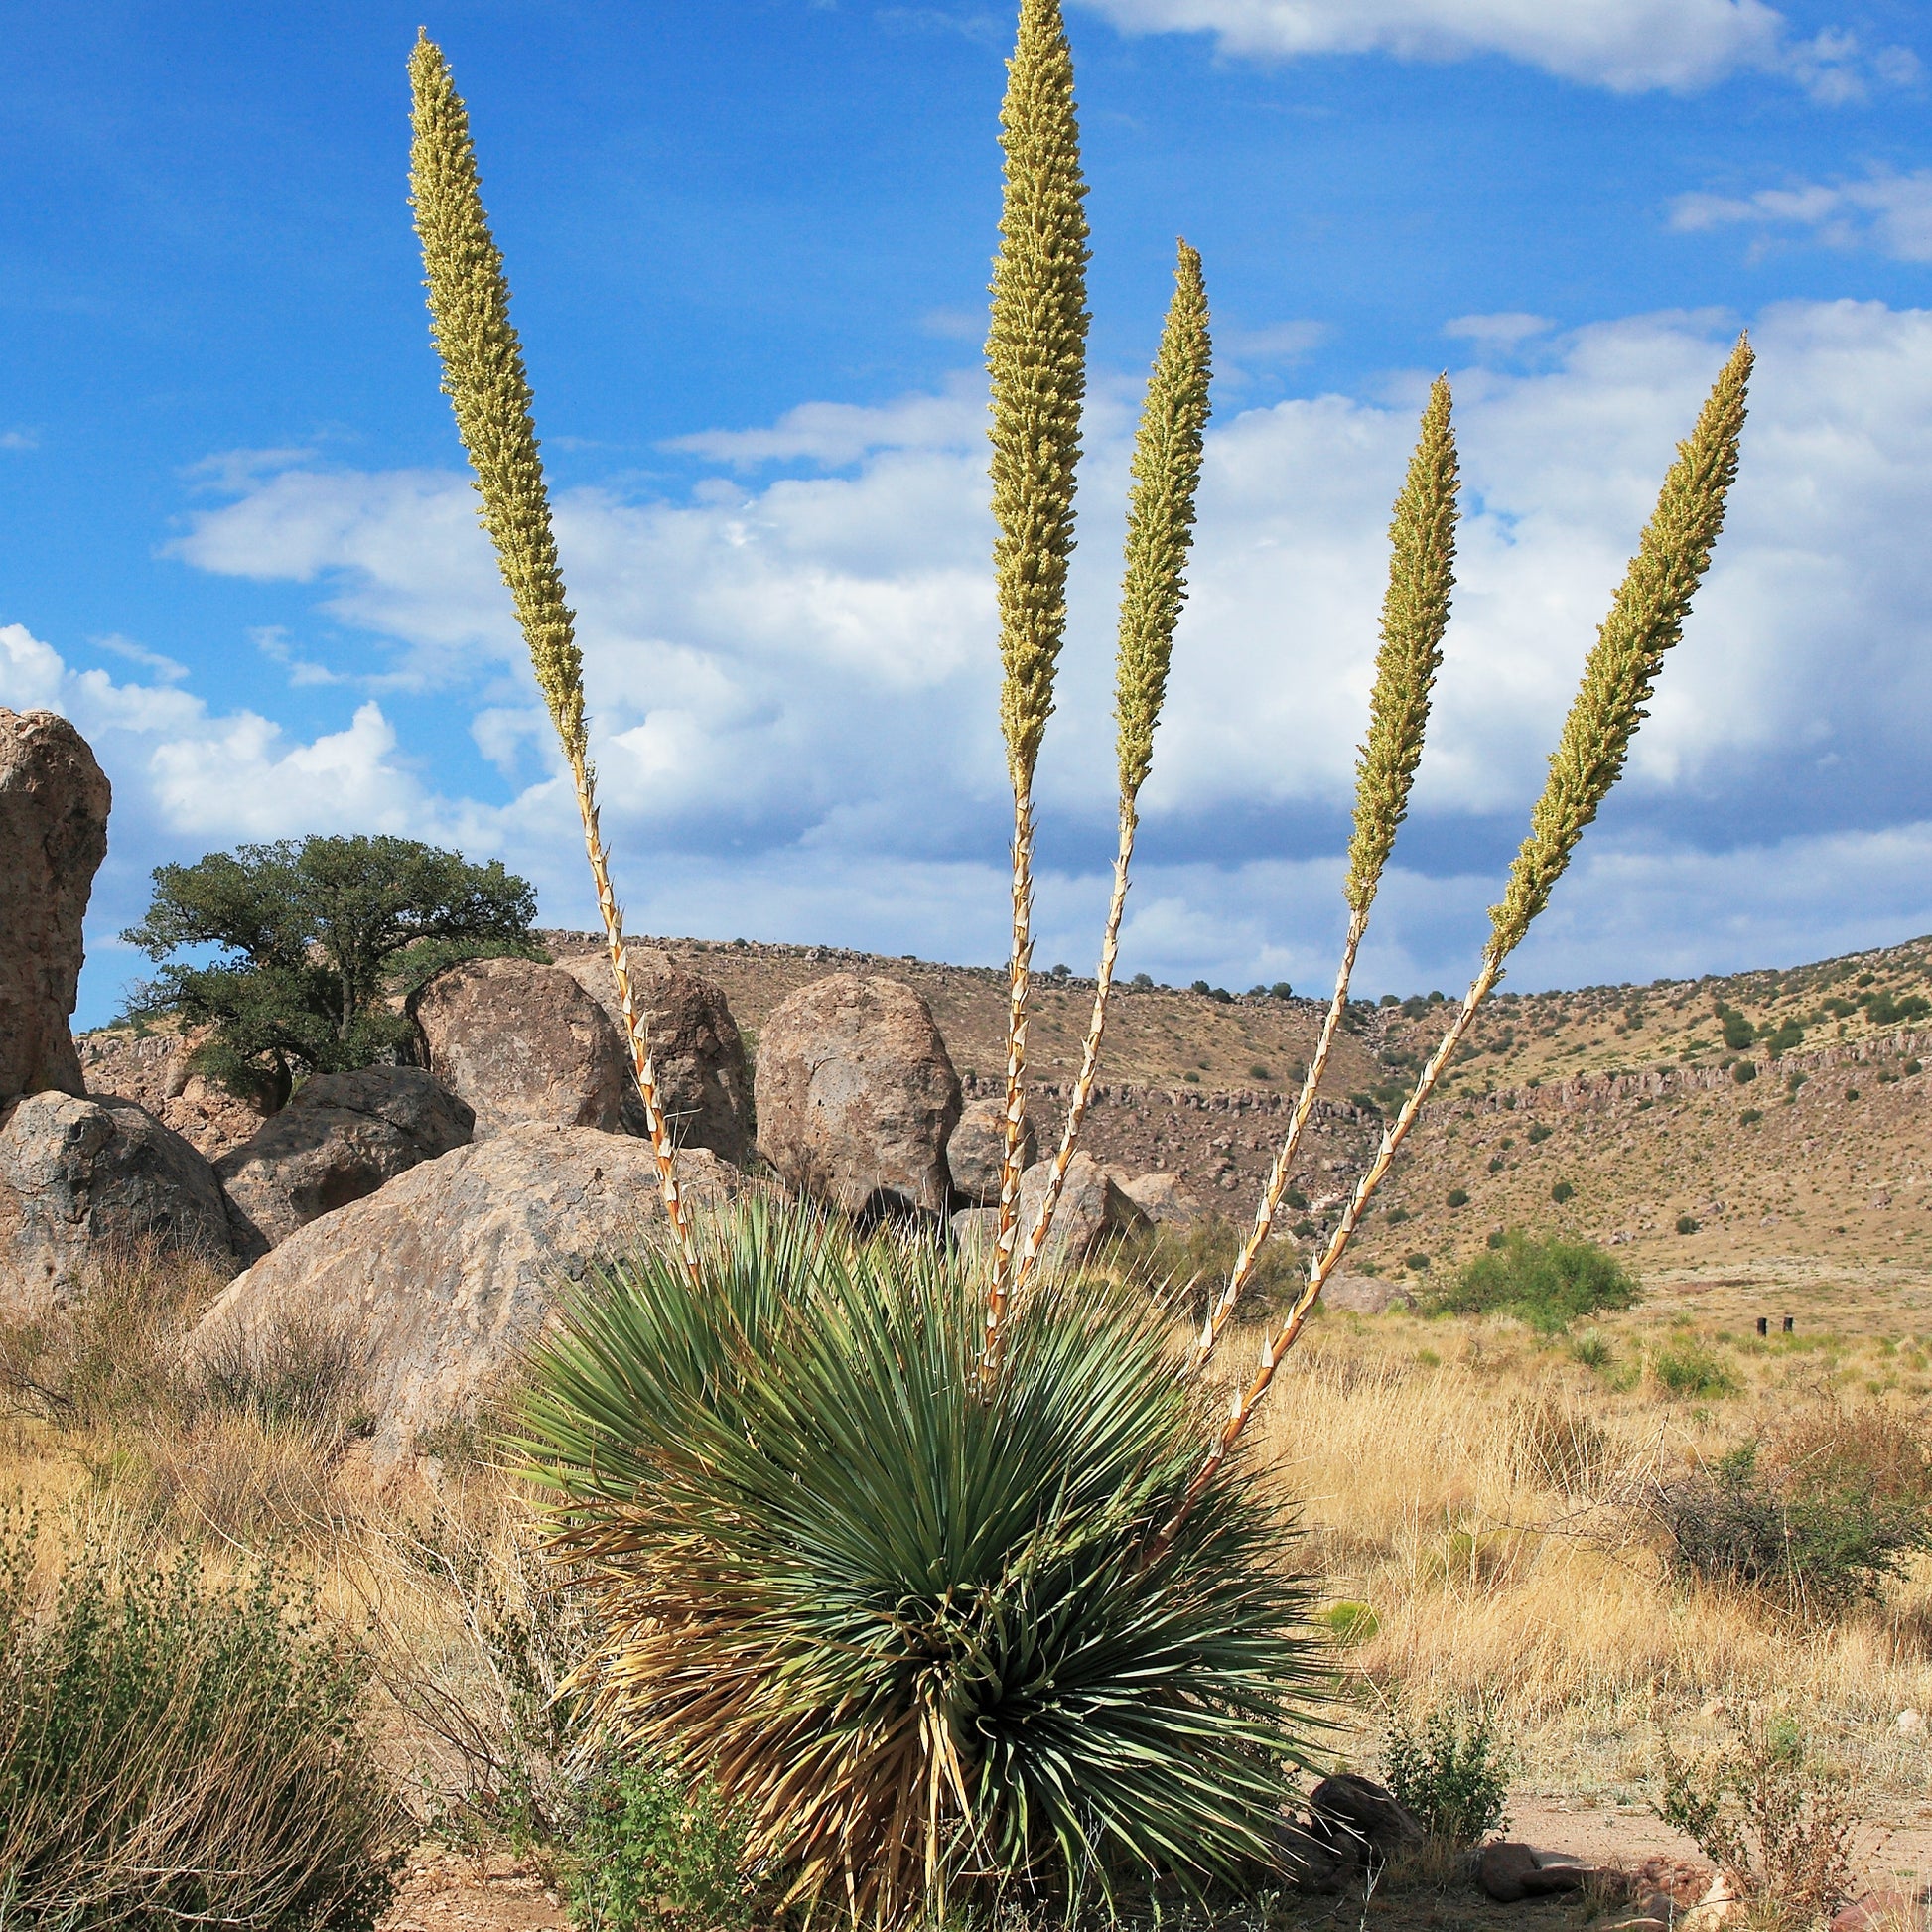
[1013,239,1211,1296]
[408,33,700,1282]
[983,0,1091,1359]
[1186,377,1457,1375]
[1161,334,1753,1546]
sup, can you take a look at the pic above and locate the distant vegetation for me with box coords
[1429,1231,1639,1333]
[122,834,541,1106]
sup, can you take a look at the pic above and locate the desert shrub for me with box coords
[1405,1252,1431,1272]
[1314,1600,1379,1646]
[568,1754,763,1932]
[1655,1408,1932,1610]
[1740,1107,1763,1125]
[1429,1232,1638,1333]
[1720,1010,1756,1051]
[1526,1122,1552,1144]
[1509,1392,1612,1496]
[0,1519,400,1929]
[1130,972,1153,989]
[1654,1709,1855,1930]
[1551,1180,1575,1203]
[1383,1699,1513,1849]
[1652,1340,1736,1398]
[1134,1216,1302,1324]
[1571,1330,1613,1371]
[521,1204,1321,1921]
[1677,1214,1701,1234]
[1446,1186,1469,1208]
[1733,1060,1758,1084]
[362,1502,594,1853]
[190,1310,369,1431]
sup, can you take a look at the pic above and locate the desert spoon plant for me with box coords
[408,32,700,1282]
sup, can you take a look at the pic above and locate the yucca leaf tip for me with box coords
[1488,332,1751,962]
[408,30,586,763]
[1344,375,1459,914]
[1115,238,1211,803]
[988,0,1091,793]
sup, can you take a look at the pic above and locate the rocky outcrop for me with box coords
[952,1151,1150,1269]
[945,1095,1035,1206]
[0,1093,231,1308]
[1323,1274,1415,1315]
[560,951,755,1165]
[1118,1171,1206,1230]
[1,709,111,1109]
[755,974,961,1219]
[413,957,628,1140]
[76,1028,269,1161]
[215,1065,474,1259]
[191,1126,737,1481]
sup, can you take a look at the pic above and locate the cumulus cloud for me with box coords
[1671,167,1932,262]
[31,294,1932,1024]
[1073,0,1910,97]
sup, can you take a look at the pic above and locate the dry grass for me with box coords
[1214,1295,1932,1814]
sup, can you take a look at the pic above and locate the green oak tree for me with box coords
[122,834,541,1106]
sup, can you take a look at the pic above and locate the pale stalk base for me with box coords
[983,793,1036,1368]
[1184,906,1369,1379]
[568,752,702,1285]
[1011,803,1135,1297]
[1157,952,1504,1550]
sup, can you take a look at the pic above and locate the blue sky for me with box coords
[3,0,1930,1028]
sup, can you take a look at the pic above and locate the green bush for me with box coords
[1655,1409,1932,1610]
[1405,1253,1431,1272]
[1720,1011,1755,1051]
[1732,1060,1758,1085]
[1429,1232,1638,1333]
[1446,1187,1469,1208]
[0,1522,399,1929]
[569,1754,762,1932]
[1652,1340,1736,1398]
[1526,1123,1552,1145]
[1550,1180,1575,1203]
[1383,1700,1514,1848]
[1677,1214,1701,1235]
[1739,1107,1762,1125]
[522,1205,1322,1920]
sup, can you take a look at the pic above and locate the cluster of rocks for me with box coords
[1,708,1216,1478]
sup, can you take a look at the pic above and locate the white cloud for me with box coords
[663,374,984,469]
[1444,312,1554,347]
[1074,0,1909,97]
[1671,167,1932,262]
[31,293,1932,1026]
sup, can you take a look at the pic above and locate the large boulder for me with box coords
[951,1151,1150,1270]
[191,1126,737,1481]
[0,1093,231,1310]
[755,974,961,1219]
[412,957,628,1140]
[1118,1171,1207,1231]
[215,1065,474,1259]
[0,710,111,1109]
[559,951,755,1166]
[945,1095,1035,1206]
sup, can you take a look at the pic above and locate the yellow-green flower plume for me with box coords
[408,32,585,764]
[1015,237,1211,1294]
[1184,378,1456,1376]
[1345,374,1459,914]
[1113,239,1210,802]
[985,0,1092,1335]
[408,31,700,1280]
[988,0,1091,791]
[1488,333,1752,962]
[1162,337,1754,1546]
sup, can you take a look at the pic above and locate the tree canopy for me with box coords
[123,835,542,1105]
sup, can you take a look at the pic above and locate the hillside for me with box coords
[545,928,1932,1279]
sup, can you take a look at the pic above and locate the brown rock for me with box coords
[413,957,628,1140]
[1479,1842,1541,1903]
[1832,1890,1930,1932]
[559,952,754,1165]
[215,1065,474,1258]
[75,1027,268,1161]
[0,709,110,1109]
[1324,1274,1416,1315]
[1306,1775,1425,1869]
[0,1093,231,1309]
[755,974,961,1219]
[949,1153,1151,1270]
[1118,1171,1207,1230]
[946,1096,1035,1206]
[192,1125,738,1481]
